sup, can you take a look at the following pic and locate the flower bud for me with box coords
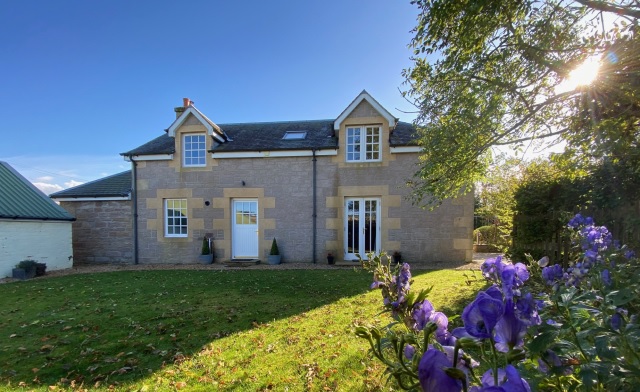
[538,256,550,268]
[456,337,481,349]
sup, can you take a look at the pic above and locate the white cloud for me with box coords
[0,154,125,195]
[64,180,84,188]
[33,182,64,195]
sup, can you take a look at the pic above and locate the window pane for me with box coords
[184,134,206,166]
[165,199,187,237]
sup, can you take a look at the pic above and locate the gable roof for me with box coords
[334,90,397,131]
[167,105,226,143]
[0,161,75,221]
[50,171,132,200]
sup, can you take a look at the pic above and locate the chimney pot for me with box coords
[183,98,191,107]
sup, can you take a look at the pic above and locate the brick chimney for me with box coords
[173,98,192,118]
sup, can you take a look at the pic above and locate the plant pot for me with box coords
[12,268,27,280]
[35,263,47,277]
[327,256,335,265]
[268,255,281,265]
[392,255,402,264]
[198,254,212,264]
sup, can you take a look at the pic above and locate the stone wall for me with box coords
[134,151,473,265]
[60,200,133,264]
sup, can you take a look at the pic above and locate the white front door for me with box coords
[232,200,259,258]
[345,198,380,260]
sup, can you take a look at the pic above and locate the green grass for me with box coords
[0,268,484,391]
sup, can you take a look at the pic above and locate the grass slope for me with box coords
[0,268,483,391]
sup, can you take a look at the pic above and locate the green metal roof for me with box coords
[0,161,75,221]
[50,170,132,199]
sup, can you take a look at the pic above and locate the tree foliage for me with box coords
[404,0,640,207]
[475,156,527,247]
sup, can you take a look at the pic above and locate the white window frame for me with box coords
[283,131,307,140]
[165,199,188,237]
[346,126,381,162]
[183,133,206,167]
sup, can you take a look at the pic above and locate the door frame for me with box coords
[344,197,381,260]
[232,199,259,259]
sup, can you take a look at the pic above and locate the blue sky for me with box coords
[0,1,419,194]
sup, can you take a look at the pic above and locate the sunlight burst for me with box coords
[556,55,601,93]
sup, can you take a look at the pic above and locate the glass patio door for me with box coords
[345,198,380,260]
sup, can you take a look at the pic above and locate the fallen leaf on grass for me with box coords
[174,381,187,389]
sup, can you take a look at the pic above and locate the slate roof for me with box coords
[0,161,75,221]
[50,171,132,199]
[121,119,418,157]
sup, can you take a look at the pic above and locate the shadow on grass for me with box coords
[0,269,377,388]
[0,268,486,390]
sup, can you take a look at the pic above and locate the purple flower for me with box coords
[624,249,636,260]
[473,365,531,392]
[462,290,504,339]
[568,214,584,228]
[481,256,504,282]
[413,300,435,331]
[370,280,383,289]
[513,263,529,285]
[501,263,516,297]
[611,312,623,330]
[494,299,527,353]
[404,344,415,360]
[541,264,563,286]
[601,269,612,287]
[537,256,549,268]
[418,348,462,392]
[515,293,541,326]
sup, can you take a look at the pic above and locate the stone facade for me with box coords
[60,200,133,264]
[57,92,474,266]
[132,98,474,265]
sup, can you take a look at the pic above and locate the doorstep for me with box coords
[334,260,362,267]
[224,259,261,267]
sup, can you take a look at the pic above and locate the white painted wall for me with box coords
[0,220,73,278]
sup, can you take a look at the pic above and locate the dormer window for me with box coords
[183,134,206,167]
[346,126,381,162]
[283,131,307,140]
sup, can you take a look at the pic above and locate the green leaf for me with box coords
[607,289,635,307]
[528,330,559,355]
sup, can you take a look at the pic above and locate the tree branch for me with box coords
[574,0,640,19]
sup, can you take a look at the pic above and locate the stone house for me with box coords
[52,91,473,265]
[1,161,74,277]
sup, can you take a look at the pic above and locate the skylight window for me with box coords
[283,131,307,140]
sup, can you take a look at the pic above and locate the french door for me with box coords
[345,198,380,260]
[232,200,258,258]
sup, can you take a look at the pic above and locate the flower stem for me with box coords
[489,337,499,386]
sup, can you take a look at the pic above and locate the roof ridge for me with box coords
[218,119,334,126]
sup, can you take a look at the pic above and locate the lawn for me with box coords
[0,267,484,391]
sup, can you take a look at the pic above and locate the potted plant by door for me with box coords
[268,238,282,265]
[198,237,213,264]
[392,251,402,264]
[327,252,335,265]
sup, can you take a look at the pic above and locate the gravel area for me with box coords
[1,253,499,283]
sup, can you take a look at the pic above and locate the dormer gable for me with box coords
[167,101,226,143]
[334,90,397,131]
